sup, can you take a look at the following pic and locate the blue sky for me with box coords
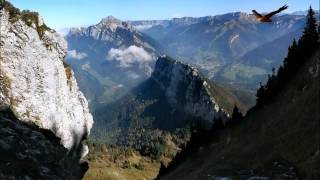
[9,0,319,30]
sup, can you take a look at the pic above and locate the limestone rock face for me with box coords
[0,9,93,151]
[151,56,229,124]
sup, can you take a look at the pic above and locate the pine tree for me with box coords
[299,6,318,53]
[231,105,243,123]
[284,40,297,67]
[255,7,319,107]
[256,82,266,105]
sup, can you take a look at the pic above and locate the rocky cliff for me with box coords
[151,56,233,125]
[0,4,93,155]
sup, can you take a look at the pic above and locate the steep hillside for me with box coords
[158,47,320,179]
[65,16,162,109]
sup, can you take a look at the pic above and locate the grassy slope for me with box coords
[84,159,160,180]
[159,47,320,179]
[219,83,256,110]
[84,146,160,180]
[207,81,250,114]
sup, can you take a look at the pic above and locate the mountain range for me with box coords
[64,11,309,160]
[132,12,306,89]
[66,12,307,112]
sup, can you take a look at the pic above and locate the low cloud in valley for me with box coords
[107,46,154,68]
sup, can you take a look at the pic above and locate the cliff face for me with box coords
[151,56,230,124]
[0,8,93,152]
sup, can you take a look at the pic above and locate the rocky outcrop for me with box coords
[0,5,93,154]
[151,56,230,125]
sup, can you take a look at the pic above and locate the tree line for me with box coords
[256,6,319,106]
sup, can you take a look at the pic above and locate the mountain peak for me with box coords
[95,15,135,33]
[99,16,122,25]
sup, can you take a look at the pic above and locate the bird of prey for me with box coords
[252,5,288,22]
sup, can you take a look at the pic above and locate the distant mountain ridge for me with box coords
[131,12,307,89]
[68,16,156,50]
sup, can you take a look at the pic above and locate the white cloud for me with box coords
[67,50,87,60]
[107,45,154,68]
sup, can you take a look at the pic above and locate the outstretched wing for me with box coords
[265,5,288,19]
[252,10,263,18]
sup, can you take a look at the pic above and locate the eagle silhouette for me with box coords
[252,5,288,22]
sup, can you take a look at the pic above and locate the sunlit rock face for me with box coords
[0,9,93,152]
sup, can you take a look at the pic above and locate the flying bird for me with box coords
[252,5,288,22]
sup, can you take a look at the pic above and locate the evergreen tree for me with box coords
[299,6,318,53]
[231,105,243,124]
[283,40,297,68]
[256,82,266,104]
[255,7,320,106]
